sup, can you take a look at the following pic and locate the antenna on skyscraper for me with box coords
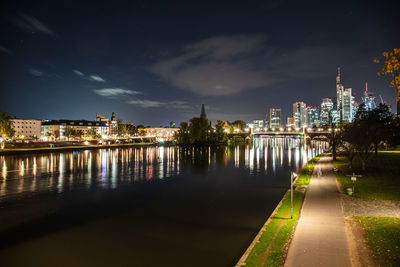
[365,81,368,92]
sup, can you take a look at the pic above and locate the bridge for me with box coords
[251,128,333,139]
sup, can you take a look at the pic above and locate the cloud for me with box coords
[150,34,274,96]
[93,88,141,97]
[28,68,43,76]
[0,45,12,55]
[73,70,84,76]
[89,75,106,83]
[74,70,107,83]
[9,13,57,38]
[127,99,193,110]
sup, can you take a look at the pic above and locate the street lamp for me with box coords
[291,172,298,219]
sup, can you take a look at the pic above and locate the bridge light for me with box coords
[288,127,292,131]
[279,127,284,131]
[295,128,300,131]
[271,128,275,131]
[318,128,323,131]
[307,128,312,132]
[234,128,239,133]
[224,129,229,133]
[245,128,249,132]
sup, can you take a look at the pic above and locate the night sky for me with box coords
[1,0,399,126]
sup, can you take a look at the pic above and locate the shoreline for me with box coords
[236,153,322,266]
[0,142,156,155]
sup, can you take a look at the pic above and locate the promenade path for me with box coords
[285,156,351,267]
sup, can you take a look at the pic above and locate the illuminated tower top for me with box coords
[336,67,341,84]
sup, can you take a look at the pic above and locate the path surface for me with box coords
[285,156,351,267]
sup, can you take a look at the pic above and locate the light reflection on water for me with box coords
[0,137,327,199]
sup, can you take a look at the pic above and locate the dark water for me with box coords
[0,137,326,267]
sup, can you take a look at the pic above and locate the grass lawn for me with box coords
[333,151,400,200]
[354,216,400,266]
[295,153,324,186]
[242,153,325,266]
[244,189,305,267]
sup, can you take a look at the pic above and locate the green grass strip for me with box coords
[295,153,325,186]
[354,216,400,266]
[244,190,305,267]
[333,151,400,200]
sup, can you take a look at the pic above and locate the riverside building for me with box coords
[11,118,42,139]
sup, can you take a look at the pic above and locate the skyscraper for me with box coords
[362,82,376,111]
[269,108,281,128]
[342,88,353,122]
[293,102,307,128]
[320,98,334,125]
[287,117,296,128]
[307,106,320,128]
[336,67,345,121]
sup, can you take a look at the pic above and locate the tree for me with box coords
[136,125,146,136]
[0,111,15,139]
[188,117,211,144]
[88,128,100,139]
[375,48,400,114]
[65,128,75,140]
[231,120,246,132]
[214,120,227,143]
[174,122,190,145]
[117,119,128,137]
[338,121,358,169]
[324,110,339,160]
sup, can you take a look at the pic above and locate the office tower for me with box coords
[336,67,345,120]
[287,117,296,128]
[307,106,320,128]
[342,88,353,122]
[320,98,334,125]
[331,110,340,124]
[362,82,376,111]
[293,102,307,128]
[269,108,281,128]
[253,120,264,130]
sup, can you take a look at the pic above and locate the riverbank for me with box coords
[0,142,155,155]
[237,153,323,267]
[334,151,400,266]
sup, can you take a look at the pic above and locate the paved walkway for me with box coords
[285,156,351,267]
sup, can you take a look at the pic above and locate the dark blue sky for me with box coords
[1,0,399,126]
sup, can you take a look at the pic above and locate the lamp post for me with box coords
[291,172,298,219]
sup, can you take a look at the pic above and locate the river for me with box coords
[0,136,326,267]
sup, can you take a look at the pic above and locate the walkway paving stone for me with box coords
[285,156,351,267]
